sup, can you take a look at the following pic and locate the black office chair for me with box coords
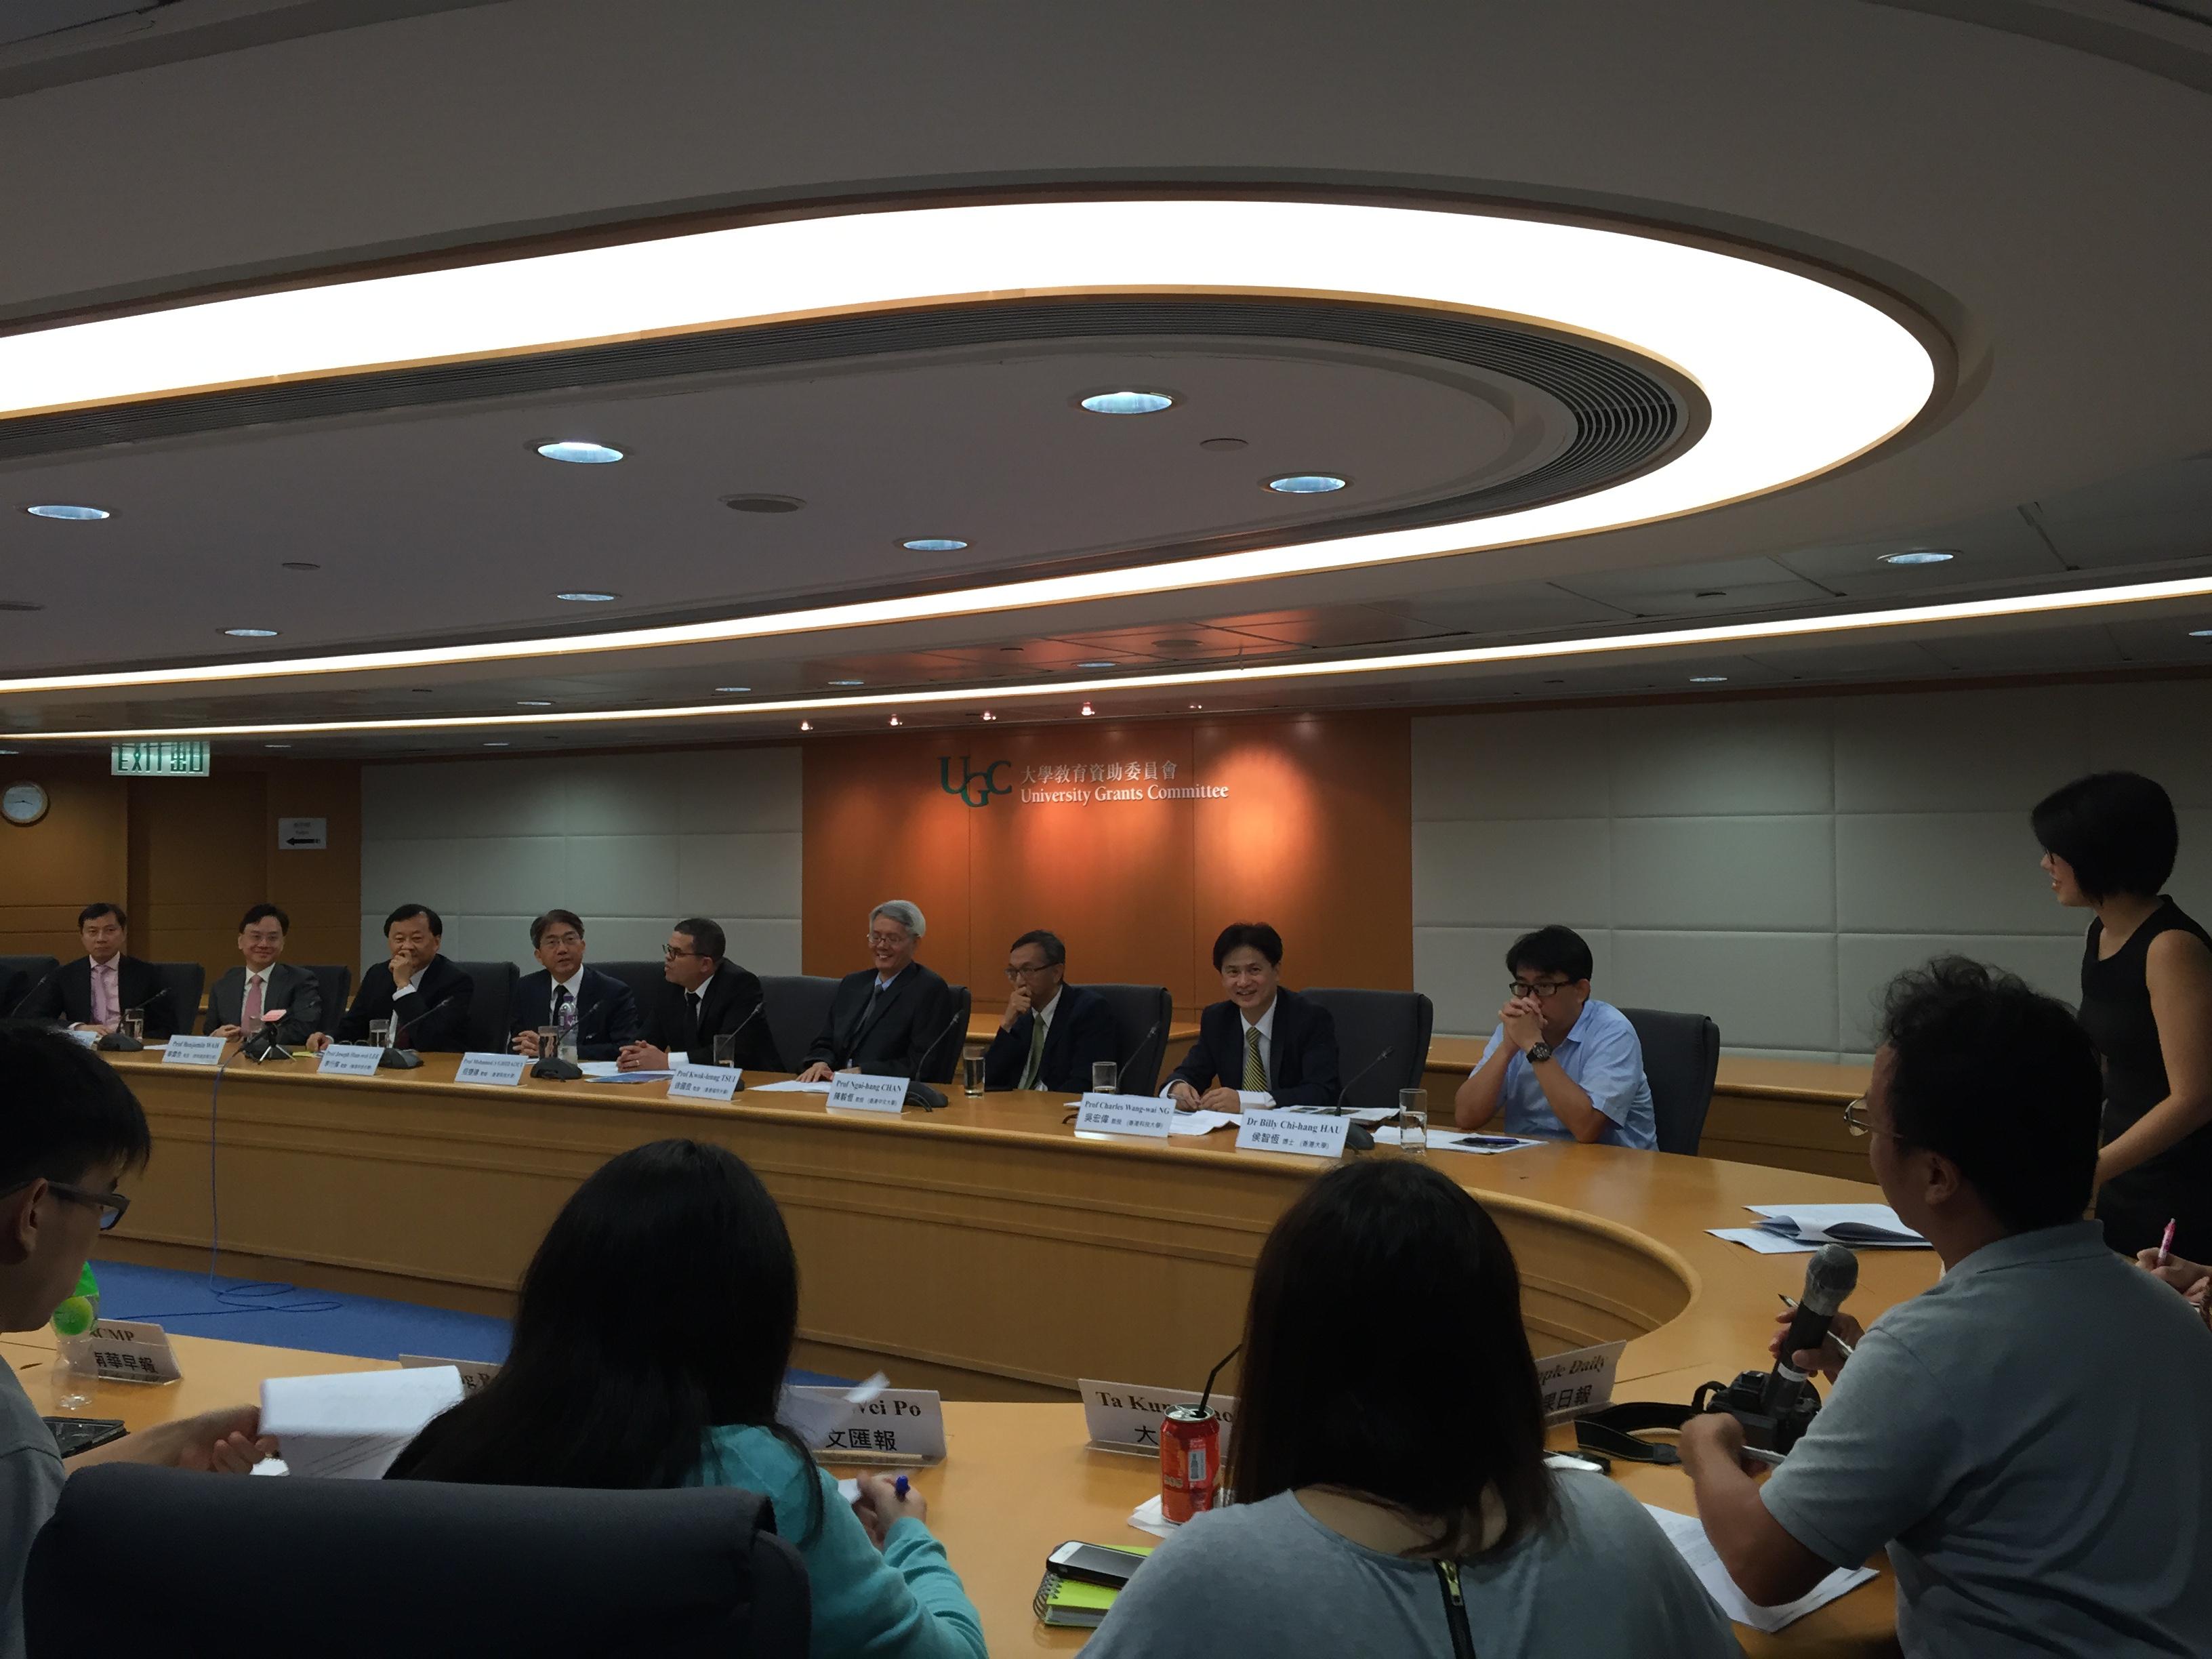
[455,960,518,1054]
[147,962,206,1040]
[596,959,672,1025]
[1086,983,1174,1094]
[0,954,59,1017]
[306,964,353,1036]
[1300,987,1434,1111]
[921,984,972,1084]
[1620,1006,1721,1156]
[758,973,840,1073]
[24,1462,810,1659]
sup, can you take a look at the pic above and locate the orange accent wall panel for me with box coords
[802,712,1412,1014]
[0,758,129,961]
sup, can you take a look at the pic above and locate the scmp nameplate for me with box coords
[668,1067,742,1103]
[826,1072,908,1113]
[1535,1338,1626,1422]
[785,1385,946,1461]
[1074,1092,1173,1140]
[161,1035,228,1067]
[317,1044,384,1077]
[1080,1377,1240,1457]
[453,1052,529,1087]
[84,1319,182,1385]
[1236,1107,1350,1160]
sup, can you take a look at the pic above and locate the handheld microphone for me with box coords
[96,983,172,1052]
[380,990,462,1069]
[1330,1044,1394,1153]
[3,964,60,1021]
[1761,1244,1859,1414]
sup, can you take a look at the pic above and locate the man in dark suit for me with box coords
[203,903,323,1046]
[1165,921,1340,1109]
[618,916,775,1072]
[509,908,642,1063]
[18,903,176,1039]
[310,903,472,1053]
[983,929,1119,1092]
[795,900,958,1083]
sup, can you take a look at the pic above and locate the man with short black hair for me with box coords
[1681,958,2212,1656]
[17,903,173,1040]
[1454,924,1654,1149]
[511,909,641,1061]
[983,930,1118,1092]
[204,903,323,1045]
[312,903,472,1052]
[619,916,773,1073]
[0,1027,275,1658]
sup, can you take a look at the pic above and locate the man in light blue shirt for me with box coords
[1454,925,1656,1149]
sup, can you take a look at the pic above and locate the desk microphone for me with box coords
[1330,1044,1395,1153]
[1761,1244,1859,1415]
[3,964,59,1021]
[1125,1020,1162,1091]
[380,991,462,1070]
[96,984,172,1052]
[896,1005,971,1110]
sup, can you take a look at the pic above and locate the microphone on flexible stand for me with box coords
[378,990,462,1070]
[1328,1044,1395,1153]
[3,964,60,1023]
[1122,1019,1162,1094]
[96,984,172,1052]
[876,1004,971,1110]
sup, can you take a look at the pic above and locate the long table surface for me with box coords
[12,1329,1896,1655]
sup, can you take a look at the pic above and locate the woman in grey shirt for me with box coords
[1084,1160,1740,1659]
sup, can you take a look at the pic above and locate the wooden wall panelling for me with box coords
[0,756,127,961]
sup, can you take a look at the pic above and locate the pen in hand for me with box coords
[1778,1292,1856,1357]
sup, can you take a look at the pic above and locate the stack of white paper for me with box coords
[1748,1204,1928,1248]
[1641,1502,1876,1632]
[1169,1110,1242,1136]
[754,1079,836,1094]
[258,1366,465,1479]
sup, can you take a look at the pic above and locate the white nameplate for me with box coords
[161,1034,227,1067]
[783,1384,946,1461]
[317,1044,384,1077]
[1535,1338,1627,1423]
[1074,1092,1174,1140]
[668,1067,741,1103]
[83,1319,182,1385]
[65,1028,102,1048]
[825,1071,909,1113]
[453,1051,529,1086]
[1080,1377,1240,1457]
[398,1353,502,1397]
[1236,1107,1350,1160]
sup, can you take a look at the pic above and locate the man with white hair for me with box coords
[795,900,959,1082]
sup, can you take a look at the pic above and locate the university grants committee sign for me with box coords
[940,754,1228,808]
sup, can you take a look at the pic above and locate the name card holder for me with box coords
[83,1319,182,1385]
[1535,1338,1626,1423]
[317,1044,384,1077]
[668,1067,742,1103]
[1073,1092,1174,1141]
[161,1035,227,1067]
[1235,1107,1351,1160]
[1079,1377,1240,1457]
[453,1052,529,1087]
[398,1354,503,1397]
[825,1072,909,1114]
[783,1385,947,1462]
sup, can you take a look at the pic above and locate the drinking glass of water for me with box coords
[1092,1060,1120,1094]
[1397,1088,1429,1158]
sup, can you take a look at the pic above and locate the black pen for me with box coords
[1778,1292,1856,1357]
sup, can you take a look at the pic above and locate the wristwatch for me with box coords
[1527,1042,1555,1064]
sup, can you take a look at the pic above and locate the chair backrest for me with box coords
[1084,983,1174,1094]
[0,954,59,1017]
[758,974,841,1073]
[455,960,518,1054]
[147,962,205,1033]
[306,964,353,1035]
[922,984,972,1084]
[1299,988,1434,1111]
[595,959,671,1025]
[1620,1006,1721,1156]
[25,1462,810,1659]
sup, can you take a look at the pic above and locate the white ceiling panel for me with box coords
[1547,557,1832,616]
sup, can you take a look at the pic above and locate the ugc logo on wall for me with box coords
[940,756,1013,807]
[940,754,1227,808]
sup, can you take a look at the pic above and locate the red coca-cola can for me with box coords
[1160,1405,1221,1523]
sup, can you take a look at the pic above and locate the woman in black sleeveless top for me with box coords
[2033,772,2212,1256]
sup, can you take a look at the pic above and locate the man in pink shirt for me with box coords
[16,904,175,1040]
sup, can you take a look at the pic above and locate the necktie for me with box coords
[553,984,574,1038]
[92,962,117,1027]
[1242,1025,1267,1090]
[685,990,702,1050]
[1019,1015,1048,1090]
[243,972,265,1031]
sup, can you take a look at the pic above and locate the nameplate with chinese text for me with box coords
[825,1072,908,1113]
[1080,1377,1240,1457]
[453,1052,528,1086]
[668,1067,741,1103]
[161,1035,227,1067]
[1235,1108,1349,1160]
[83,1320,182,1385]
[1536,1339,1626,1422]
[782,1385,945,1461]
[1074,1092,1174,1140]
[317,1044,384,1077]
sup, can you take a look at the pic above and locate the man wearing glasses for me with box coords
[1453,924,1655,1148]
[794,901,956,1083]
[510,909,640,1063]
[981,930,1118,1093]
[618,917,771,1073]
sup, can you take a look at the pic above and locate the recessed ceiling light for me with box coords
[799,720,812,731]
[1688,675,1729,683]
[902,537,968,552]
[1080,390,1175,415]
[483,741,510,747]
[888,716,901,726]
[828,678,864,687]
[554,592,619,603]
[2190,629,2212,638]
[715,685,751,693]
[981,711,996,721]
[535,441,623,464]
[1189,703,1204,710]
[264,743,291,749]
[1199,437,1247,452]
[723,494,804,514]
[1076,660,1118,669]
[1267,474,1348,494]
[1879,549,1957,566]
[222,627,279,638]
[24,504,109,520]
[1080,702,1095,716]
[516,699,554,707]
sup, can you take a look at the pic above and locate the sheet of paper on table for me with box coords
[258,1366,464,1479]
[754,1079,836,1093]
[1370,1128,1545,1153]
[1127,1494,1179,1540]
[1747,1204,1929,1248]
[1169,1110,1241,1136]
[1284,1104,1396,1124]
[1641,1502,1876,1632]
[1709,1227,1818,1254]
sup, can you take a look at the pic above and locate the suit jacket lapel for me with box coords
[853,968,911,1046]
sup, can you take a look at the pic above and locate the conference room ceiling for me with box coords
[1,0,2210,757]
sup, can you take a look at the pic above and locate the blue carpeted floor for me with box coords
[90,1261,851,1385]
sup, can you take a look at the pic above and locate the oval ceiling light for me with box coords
[516,699,554,707]
[1267,473,1348,494]
[1879,548,1957,566]
[1687,675,1729,683]
[0,199,1938,701]
[827,678,864,687]
[554,591,619,603]
[1079,390,1175,415]
[1075,660,1118,669]
[24,504,110,520]
[2191,629,2212,638]
[222,627,279,638]
[715,684,751,693]
[535,441,623,464]
[901,537,968,552]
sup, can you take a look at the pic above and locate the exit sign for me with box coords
[110,741,210,777]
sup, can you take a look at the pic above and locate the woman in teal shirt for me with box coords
[388,1139,984,1659]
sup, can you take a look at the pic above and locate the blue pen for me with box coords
[893,1475,910,1500]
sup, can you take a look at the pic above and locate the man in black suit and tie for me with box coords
[618,916,774,1072]
[18,903,176,1039]
[983,930,1118,1092]
[508,909,642,1063]
[310,903,472,1053]
[203,903,323,1046]
[1165,921,1340,1110]
[795,900,958,1083]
